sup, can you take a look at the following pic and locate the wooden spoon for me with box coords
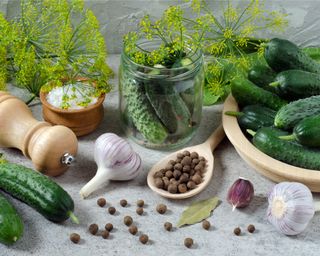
[147,125,225,199]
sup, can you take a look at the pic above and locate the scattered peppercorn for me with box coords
[120,199,128,207]
[70,233,80,244]
[139,234,149,244]
[124,216,133,226]
[129,225,138,235]
[156,204,167,214]
[184,238,193,248]
[136,207,144,215]
[137,199,144,207]
[101,230,109,239]
[97,198,106,207]
[108,206,116,215]
[89,224,99,235]
[202,220,211,230]
[164,222,172,231]
[234,227,241,236]
[247,224,255,233]
[105,223,113,232]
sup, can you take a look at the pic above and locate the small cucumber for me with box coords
[270,70,320,99]
[249,127,320,170]
[225,104,276,131]
[274,95,320,130]
[0,193,24,245]
[0,163,78,223]
[231,77,287,110]
[264,38,320,73]
[279,115,320,147]
[247,64,277,92]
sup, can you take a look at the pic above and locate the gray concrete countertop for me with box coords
[1,55,320,256]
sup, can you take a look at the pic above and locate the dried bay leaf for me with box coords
[177,197,219,227]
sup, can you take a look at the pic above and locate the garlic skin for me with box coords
[80,133,142,198]
[227,178,254,210]
[267,182,315,236]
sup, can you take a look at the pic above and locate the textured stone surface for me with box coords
[2,0,320,53]
[1,54,320,256]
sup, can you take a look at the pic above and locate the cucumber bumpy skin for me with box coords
[122,76,168,144]
[250,127,320,170]
[0,193,24,245]
[231,77,287,110]
[264,38,320,73]
[274,95,320,130]
[0,163,77,223]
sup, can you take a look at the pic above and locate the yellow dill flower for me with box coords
[269,11,289,32]
[224,6,239,22]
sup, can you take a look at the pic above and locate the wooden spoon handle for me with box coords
[204,124,225,151]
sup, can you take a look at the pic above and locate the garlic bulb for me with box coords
[80,133,142,198]
[227,177,254,210]
[267,182,317,235]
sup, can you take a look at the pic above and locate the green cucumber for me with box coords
[0,163,77,223]
[247,64,277,92]
[270,70,320,99]
[144,82,191,134]
[264,38,320,73]
[231,77,287,110]
[225,105,276,131]
[279,115,320,147]
[274,95,320,130]
[121,76,168,144]
[0,193,23,245]
[248,127,320,170]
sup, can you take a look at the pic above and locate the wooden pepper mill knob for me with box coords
[0,91,78,176]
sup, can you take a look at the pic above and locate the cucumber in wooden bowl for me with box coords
[0,163,78,223]
[0,193,24,245]
[223,94,320,192]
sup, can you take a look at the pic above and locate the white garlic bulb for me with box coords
[267,182,315,235]
[80,133,142,198]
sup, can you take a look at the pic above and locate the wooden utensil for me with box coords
[223,94,320,192]
[0,91,78,176]
[147,125,225,199]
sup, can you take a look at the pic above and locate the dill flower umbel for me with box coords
[188,0,288,105]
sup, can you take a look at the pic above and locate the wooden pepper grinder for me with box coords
[0,91,78,176]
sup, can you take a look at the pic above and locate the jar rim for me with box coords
[122,36,203,72]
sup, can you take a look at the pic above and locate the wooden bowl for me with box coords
[40,91,105,137]
[222,94,320,192]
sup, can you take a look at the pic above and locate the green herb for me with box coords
[0,153,7,164]
[0,0,113,104]
[188,0,288,105]
[177,196,219,227]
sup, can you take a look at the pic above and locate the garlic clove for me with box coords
[227,177,254,210]
[267,182,315,236]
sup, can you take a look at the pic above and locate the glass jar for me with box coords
[119,38,205,149]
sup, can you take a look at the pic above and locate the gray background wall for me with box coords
[1,0,320,53]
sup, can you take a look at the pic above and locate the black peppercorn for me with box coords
[97,198,106,207]
[156,204,167,214]
[101,230,109,239]
[70,233,80,244]
[137,199,144,207]
[202,220,211,230]
[108,206,116,215]
[105,223,113,232]
[247,224,255,233]
[124,216,133,226]
[164,222,172,231]
[184,238,193,248]
[136,207,144,215]
[120,199,128,207]
[129,225,138,235]
[234,227,241,236]
[139,234,149,244]
[89,224,99,235]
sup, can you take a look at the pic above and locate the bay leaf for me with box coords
[177,196,219,227]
